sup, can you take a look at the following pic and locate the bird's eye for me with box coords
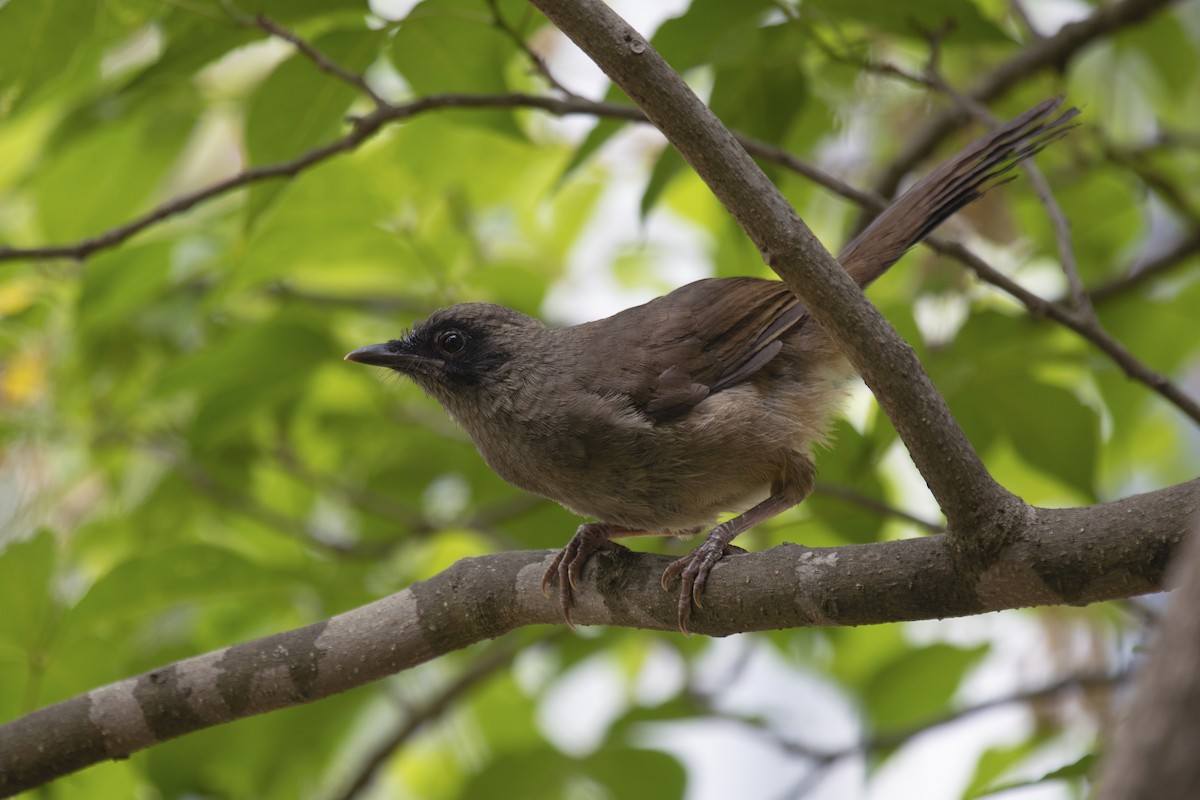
[435,329,467,356]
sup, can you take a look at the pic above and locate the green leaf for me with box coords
[157,315,335,444]
[641,146,687,218]
[459,745,685,800]
[652,0,775,71]
[562,0,776,184]
[32,104,194,242]
[0,0,103,113]
[388,0,523,136]
[983,377,1099,498]
[931,311,1100,498]
[708,24,808,145]
[862,642,988,731]
[963,733,1051,799]
[472,672,545,751]
[805,0,1012,43]
[76,242,173,333]
[245,28,386,225]
[640,22,811,214]
[59,545,303,643]
[241,0,371,22]
[1114,12,1197,101]
[806,420,889,544]
[459,746,575,800]
[559,113,627,187]
[586,747,686,800]
[975,752,1096,797]
[0,530,59,720]
[0,529,57,654]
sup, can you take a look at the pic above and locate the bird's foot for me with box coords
[661,539,747,634]
[542,522,630,629]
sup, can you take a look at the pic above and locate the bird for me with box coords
[345,97,1077,632]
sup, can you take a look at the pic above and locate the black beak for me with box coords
[345,342,437,372]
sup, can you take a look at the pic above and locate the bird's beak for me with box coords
[344,342,438,372]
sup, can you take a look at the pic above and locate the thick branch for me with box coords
[526,0,1015,530]
[1,479,1195,796]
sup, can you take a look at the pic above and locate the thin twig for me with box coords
[921,44,1092,312]
[1089,230,1200,303]
[254,15,388,106]
[332,634,557,800]
[910,42,1200,423]
[742,670,1126,764]
[1007,0,1045,41]
[485,0,577,96]
[814,482,945,533]
[931,236,1200,424]
[0,94,636,263]
[864,0,1177,214]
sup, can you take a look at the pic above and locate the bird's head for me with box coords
[345,303,542,417]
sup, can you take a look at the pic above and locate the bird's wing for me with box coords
[574,278,808,423]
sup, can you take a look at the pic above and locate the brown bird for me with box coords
[346,97,1076,632]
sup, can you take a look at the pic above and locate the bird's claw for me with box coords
[661,541,745,634]
[542,523,628,629]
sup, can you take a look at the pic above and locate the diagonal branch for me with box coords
[930,237,1200,425]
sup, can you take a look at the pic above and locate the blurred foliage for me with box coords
[2,0,1199,798]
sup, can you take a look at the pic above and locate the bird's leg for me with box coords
[662,453,815,633]
[542,522,635,629]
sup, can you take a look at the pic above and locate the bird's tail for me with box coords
[838,96,1078,288]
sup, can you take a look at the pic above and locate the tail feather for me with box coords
[839,97,1079,287]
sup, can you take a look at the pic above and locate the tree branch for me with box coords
[1,478,1194,796]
